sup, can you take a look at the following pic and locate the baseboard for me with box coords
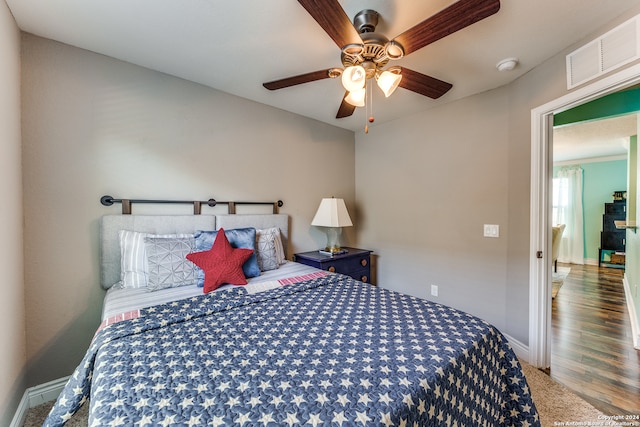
[623,274,640,349]
[503,333,530,363]
[8,390,29,427]
[9,376,69,427]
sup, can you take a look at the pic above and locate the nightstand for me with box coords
[293,247,373,284]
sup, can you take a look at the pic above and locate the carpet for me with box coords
[21,360,604,426]
[552,266,570,299]
[520,361,605,426]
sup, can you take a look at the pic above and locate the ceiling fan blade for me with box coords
[393,0,500,56]
[297,0,362,48]
[398,67,453,99]
[263,69,333,90]
[336,92,356,118]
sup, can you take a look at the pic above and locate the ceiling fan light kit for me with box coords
[263,0,501,127]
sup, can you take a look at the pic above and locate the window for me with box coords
[552,177,569,227]
[552,167,584,264]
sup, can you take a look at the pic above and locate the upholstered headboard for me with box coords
[216,214,289,258]
[99,214,289,289]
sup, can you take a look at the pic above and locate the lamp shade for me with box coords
[344,88,366,107]
[376,70,402,97]
[311,198,353,228]
[341,66,366,92]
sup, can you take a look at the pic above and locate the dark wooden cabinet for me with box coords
[599,200,625,267]
[293,247,372,284]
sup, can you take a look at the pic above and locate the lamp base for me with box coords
[319,248,348,256]
[320,227,345,256]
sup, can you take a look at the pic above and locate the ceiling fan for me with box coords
[263,0,501,121]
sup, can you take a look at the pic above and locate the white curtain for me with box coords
[553,167,584,265]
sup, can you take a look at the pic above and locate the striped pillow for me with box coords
[119,230,193,289]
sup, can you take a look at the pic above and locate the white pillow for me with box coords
[273,229,285,264]
[119,230,193,289]
[255,227,286,271]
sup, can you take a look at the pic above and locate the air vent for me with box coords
[567,15,640,89]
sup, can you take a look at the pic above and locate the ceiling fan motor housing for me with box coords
[341,9,395,73]
[353,9,379,33]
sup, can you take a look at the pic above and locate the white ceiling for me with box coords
[553,115,637,163]
[5,0,640,133]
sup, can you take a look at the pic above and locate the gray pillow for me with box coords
[144,236,198,292]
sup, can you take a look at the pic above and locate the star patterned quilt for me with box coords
[45,273,540,426]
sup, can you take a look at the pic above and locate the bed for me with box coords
[44,213,540,426]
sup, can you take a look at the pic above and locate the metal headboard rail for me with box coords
[100,195,283,215]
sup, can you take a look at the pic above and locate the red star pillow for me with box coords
[186,228,254,293]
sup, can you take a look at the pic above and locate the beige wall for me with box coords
[503,40,571,343]
[0,1,25,424]
[356,88,512,332]
[356,5,640,344]
[21,33,355,386]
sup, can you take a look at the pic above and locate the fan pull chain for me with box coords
[365,82,374,134]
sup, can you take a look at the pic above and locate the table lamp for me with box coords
[311,197,353,255]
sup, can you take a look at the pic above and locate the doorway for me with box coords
[529,62,640,369]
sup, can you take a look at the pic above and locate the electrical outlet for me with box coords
[431,284,439,297]
[483,224,499,238]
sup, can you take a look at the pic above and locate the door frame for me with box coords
[529,62,640,369]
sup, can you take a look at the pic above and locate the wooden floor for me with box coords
[551,262,640,415]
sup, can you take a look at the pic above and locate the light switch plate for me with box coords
[484,224,499,238]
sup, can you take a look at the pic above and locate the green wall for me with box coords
[554,159,628,262]
[554,86,640,126]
